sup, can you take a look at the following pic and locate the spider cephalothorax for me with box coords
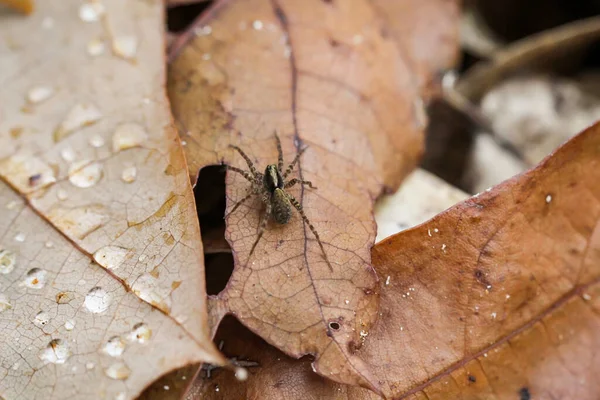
[225,133,333,271]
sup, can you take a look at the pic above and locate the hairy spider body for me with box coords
[225,133,333,271]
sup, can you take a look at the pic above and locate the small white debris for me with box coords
[428,229,432,237]
[505,294,511,300]
[441,244,446,251]
[385,276,391,285]
[345,300,349,304]
[202,53,211,61]
[546,194,552,204]
[434,228,439,233]
[163,386,169,391]
[583,293,592,301]
[252,20,263,30]
[490,312,497,319]
[486,285,492,290]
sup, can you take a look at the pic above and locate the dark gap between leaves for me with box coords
[166,1,215,33]
[194,166,233,295]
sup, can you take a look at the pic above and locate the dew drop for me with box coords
[68,160,103,188]
[194,25,212,36]
[0,249,17,274]
[45,241,54,248]
[128,322,151,344]
[60,147,76,162]
[93,246,129,270]
[79,2,105,22]
[56,291,76,304]
[86,361,95,370]
[252,20,263,30]
[0,293,12,312]
[546,194,552,204]
[14,232,25,242]
[115,393,126,400]
[33,311,51,327]
[131,273,172,313]
[26,86,54,104]
[235,367,248,381]
[64,319,76,331]
[112,123,148,152]
[0,154,57,192]
[87,38,106,56]
[57,189,69,200]
[89,135,105,148]
[121,166,137,183]
[84,287,112,313]
[105,362,131,380]
[39,339,71,364]
[103,336,126,357]
[22,268,47,289]
[54,103,102,142]
[112,36,138,60]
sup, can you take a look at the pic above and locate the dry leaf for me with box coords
[188,119,600,399]
[0,1,224,399]
[0,0,34,15]
[169,0,458,392]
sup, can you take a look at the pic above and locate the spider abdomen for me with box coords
[272,188,292,224]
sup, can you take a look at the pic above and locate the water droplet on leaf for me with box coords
[121,166,137,183]
[93,246,129,270]
[89,135,105,148]
[68,160,103,188]
[112,123,148,152]
[0,293,12,312]
[79,2,105,22]
[128,322,151,344]
[105,362,131,380]
[26,86,54,104]
[33,311,51,327]
[64,319,76,331]
[103,336,126,357]
[54,103,102,142]
[39,339,71,364]
[84,287,112,313]
[112,36,138,60]
[0,249,17,274]
[87,38,105,56]
[22,268,47,289]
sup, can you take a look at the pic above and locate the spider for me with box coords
[224,132,333,272]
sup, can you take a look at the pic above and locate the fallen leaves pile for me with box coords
[0,1,599,399]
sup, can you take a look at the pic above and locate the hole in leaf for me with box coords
[194,166,232,295]
[328,321,341,331]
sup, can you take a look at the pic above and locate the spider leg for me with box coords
[248,199,272,264]
[230,145,259,177]
[286,193,333,272]
[274,131,284,172]
[282,147,307,179]
[225,192,256,219]
[284,178,317,190]
[225,165,254,183]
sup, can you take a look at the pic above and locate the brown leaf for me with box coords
[362,121,600,399]
[188,120,600,399]
[0,1,224,398]
[168,0,457,391]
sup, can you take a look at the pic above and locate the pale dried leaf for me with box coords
[0,1,224,398]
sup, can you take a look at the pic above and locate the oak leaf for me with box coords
[188,122,600,399]
[0,1,224,399]
[168,0,458,392]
